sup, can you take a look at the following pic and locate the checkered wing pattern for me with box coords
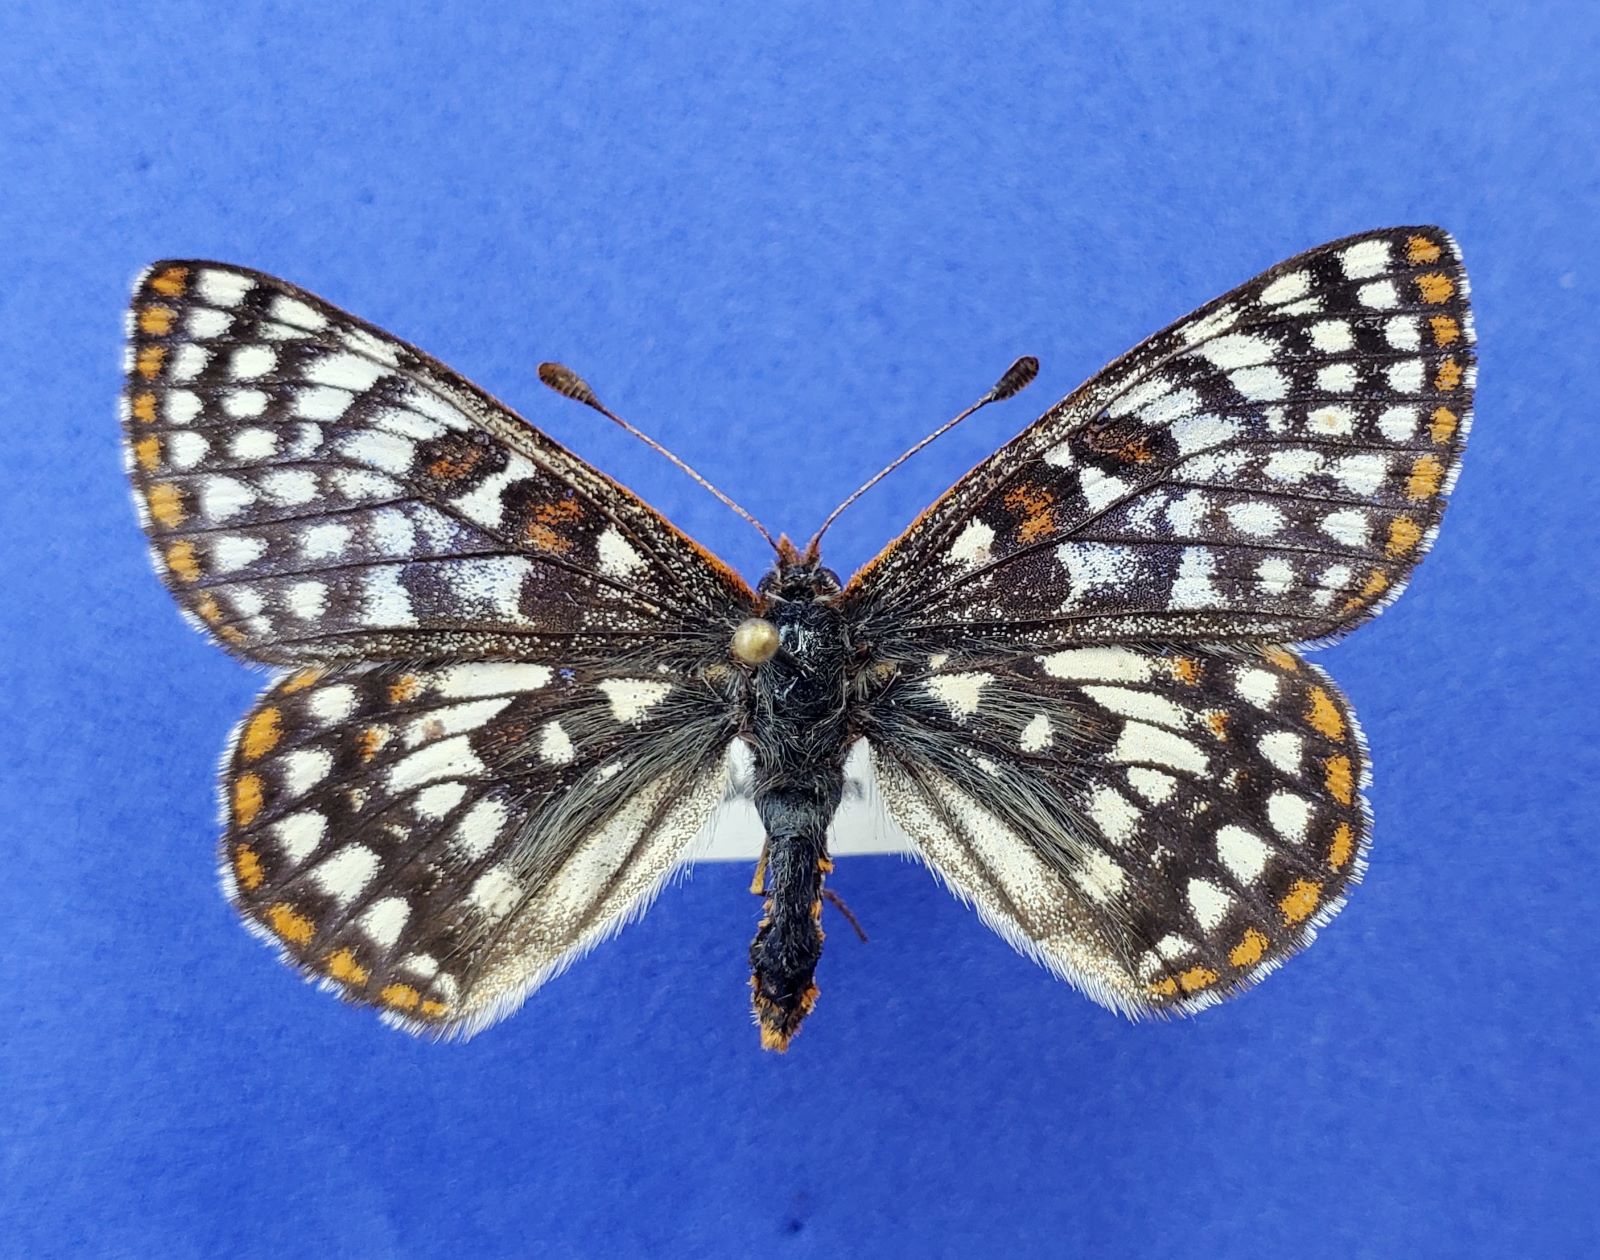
[849,228,1473,646]
[868,645,1368,1014]
[122,261,755,665]
[122,262,757,1033]
[221,661,734,1035]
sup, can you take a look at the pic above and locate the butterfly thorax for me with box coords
[744,556,854,1050]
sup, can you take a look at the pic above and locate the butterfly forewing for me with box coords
[849,228,1473,648]
[222,661,735,1035]
[122,261,755,666]
[868,645,1368,1013]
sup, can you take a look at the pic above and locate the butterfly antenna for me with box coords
[538,362,781,554]
[805,355,1039,555]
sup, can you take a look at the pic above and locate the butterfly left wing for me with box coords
[221,660,735,1036]
[122,261,754,666]
[866,645,1367,1014]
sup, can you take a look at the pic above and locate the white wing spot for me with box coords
[924,672,991,720]
[310,844,380,907]
[415,781,468,820]
[470,866,522,921]
[1216,824,1269,883]
[1267,791,1313,843]
[1019,712,1053,752]
[1338,239,1391,279]
[948,519,995,566]
[1087,786,1140,845]
[1259,272,1310,305]
[1187,878,1232,931]
[598,677,671,723]
[596,527,647,578]
[358,897,411,950]
[539,719,576,765]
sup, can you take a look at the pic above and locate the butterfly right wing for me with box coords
[222,660,735,1036]
[123,261,755,665]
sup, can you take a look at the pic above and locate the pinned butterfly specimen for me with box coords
[122,228,1472,1049]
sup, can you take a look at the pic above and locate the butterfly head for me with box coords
[758,535,841,604]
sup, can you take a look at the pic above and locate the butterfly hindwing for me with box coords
[221,661,735,1035]
[123,261,755,666]
[849,227,1473,648]
[867,644,1368,1014]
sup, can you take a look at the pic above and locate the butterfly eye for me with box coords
[730,617,781,664]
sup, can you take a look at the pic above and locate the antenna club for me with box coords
[538,361,600,408]
[990,355,1039,402]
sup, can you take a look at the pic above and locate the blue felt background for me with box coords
[3,4,1596,1256]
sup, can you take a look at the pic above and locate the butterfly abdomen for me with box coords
[746,565,853,1050]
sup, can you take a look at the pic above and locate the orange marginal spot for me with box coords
[135,345,166,380]
[1429,315,1461,346]
[1205,710,1230,740]
[1264,646,1299,673]
[146,483,184,527]
[233,843,264,891]
[233,772,265,827]
[426,440,485,481]
[267,902,315,945]
[165,540,200,582]
[1305,686,1346,741]
[139,305,175,335]
[1328,821,1356,871]
[1148,976,1180,999]
[1386,516,1423,557]
[1429,407,1459,444]
[281,668,324,694]
[356,726,388,762]
[218,625,248,647]
[387,674,420,704]
[131,391,157,423]
[1171,656,1201,684]
[1416,272,1454,304]
[133,435,161,471]
[418,1000,449,1019]
[1324,754,1355,806]
[194,594,224,625]
[1178,966,1218,993]
[1359,570,1389,601]
[241,707,283,761]
[149,265,188,297]
[1406,454,1445,500]
[1280,879,1322,925]
[1434,357,1463,391]
[1229,928,1269,969]
[326,948,369,986]
[380,984,421,1011]
[536,498,584,524]
[1406,235,1442,265]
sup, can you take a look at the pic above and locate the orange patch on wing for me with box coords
[1265,646,1299,672]
[1324,754,1355,805]
[418,1000,449,1019]
[1433,358,1463,391]
[1429,315,1461,346]
[149,265,188,297]
[1406,454,1444,500]
[281,668,323,694]
[1416,272,1454,304]
[326,948,369,985]
[133,435,161,471]
[427,442,485,481]
[1148,976,1180,999]
[1406,235,1442,265]
[130,391,158,423]
[233,843,264,891]
[388,674,420,703]
[241,707,282,761]
[1344,568,1390,614]
[356,726,388,762]
[267,902,315,945]
[380,984,421,1011]
[135,345,166,380]
[1178,966,1218,993]
[1280,879,1321,925]
[1429,407,1459,444]
[1206,710,1229,740]
[233,773,265,827]
[1386,516,1422,557]
[1328,821,1356,871]
[1004,482,1057,543]
[1305,686,1345,740]
[146,483,184,527]
[1172,656,1201,684]
[1229,928,1269,969]
[194,594,224,625]
[139,305,176,335]
[166,540,200,582]
[525,523,571,555]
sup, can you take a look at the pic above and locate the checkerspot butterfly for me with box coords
[122,228,1472,1049]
